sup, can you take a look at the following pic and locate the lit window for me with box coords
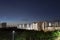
[49,22,51,26]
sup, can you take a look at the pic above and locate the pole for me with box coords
[12,30,15,40]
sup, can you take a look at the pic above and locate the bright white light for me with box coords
[49,23,51,26]
[12,30,15,33]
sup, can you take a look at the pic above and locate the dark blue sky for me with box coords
[0,0,60,24]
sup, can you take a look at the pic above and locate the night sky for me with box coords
[0,0,60,24]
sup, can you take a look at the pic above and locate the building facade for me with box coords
[17,21,60,31]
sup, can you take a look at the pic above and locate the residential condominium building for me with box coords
[17,20,60,32]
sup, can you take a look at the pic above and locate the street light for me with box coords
[12,30,15,40]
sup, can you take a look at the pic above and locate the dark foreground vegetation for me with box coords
[0,28,60,40]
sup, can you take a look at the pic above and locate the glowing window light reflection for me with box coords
[49,22,51,27]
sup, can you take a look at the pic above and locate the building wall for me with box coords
[1,23,6,28]
[0,23,2,28]
[17,23,33,30]
[38,22,43,31]
[17,21,60,31]
[58,21,60,26]
[54,22,59,27]
[32,22,38,30]
[26,24,33,30]
[41,22,45,31]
